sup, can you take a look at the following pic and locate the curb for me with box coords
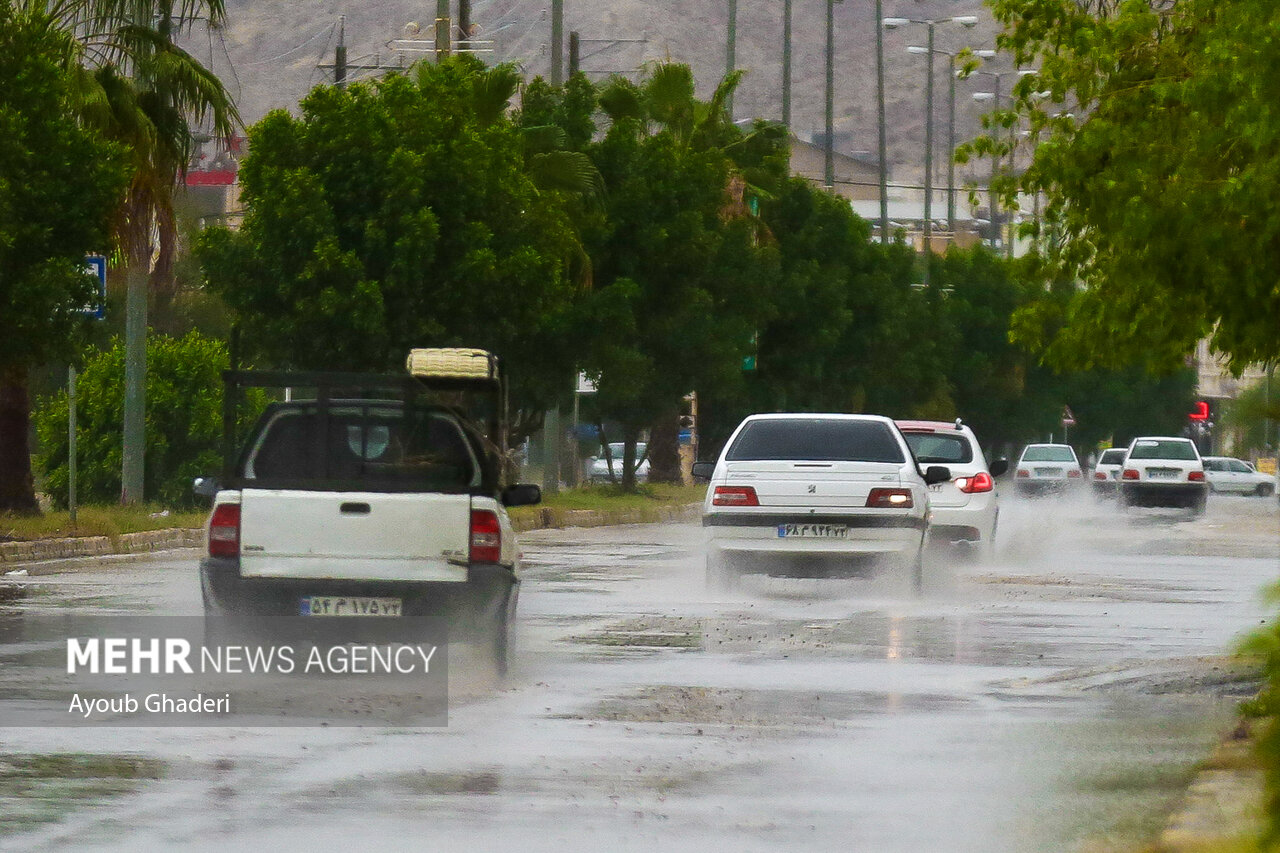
[1,529,203,569]
[0,504,702,572]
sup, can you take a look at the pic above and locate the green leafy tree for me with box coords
[978,0,1280,372]
[579,65,781,489]
[0,6,128,513]
[198,57,584,442]
[35,332,257,509]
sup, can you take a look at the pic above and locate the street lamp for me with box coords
[907,45,995,234]
[884,15,978,287]
[970,68,1034,256]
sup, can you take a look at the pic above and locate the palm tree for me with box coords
[20,0,239,503]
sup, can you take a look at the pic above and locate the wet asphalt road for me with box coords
[0,491,1277,852]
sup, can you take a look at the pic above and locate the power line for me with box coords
[242,21,336,66]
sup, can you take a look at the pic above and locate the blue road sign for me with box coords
[82,255,106,319]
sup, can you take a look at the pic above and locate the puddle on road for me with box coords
[563,684,970,727]
[0,753,166,836]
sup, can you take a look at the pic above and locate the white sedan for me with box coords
[1202,456,1276,497]
[693,413,950,593]
[1013,443,1083,495]
[1118,436,1208,515]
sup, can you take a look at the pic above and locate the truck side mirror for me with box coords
[193,476,220,499]
[501,483,542,507]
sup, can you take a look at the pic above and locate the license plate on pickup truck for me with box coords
[777,523,849,539]
[300,596,403,618]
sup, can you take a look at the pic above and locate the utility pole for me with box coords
[726,0,737,117]
[875,0,889,242]
[568,31,580,75]
[947,53,957,232]
[458,0,471,54]
[435,0,449,60]
[781,0,792,127]
[922,22,935,287]
[550,0,563,84]
[335,16,347,86]
[824,0,836,189]
[990,73,1001,251]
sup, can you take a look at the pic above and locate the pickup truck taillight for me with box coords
[470,509,502,563]
[207,504,240,557]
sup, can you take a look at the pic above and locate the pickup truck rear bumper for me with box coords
[200,557,515,642]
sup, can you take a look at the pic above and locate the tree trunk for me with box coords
[648,409,682,484]
[0,365,40,514]
[620,425,640,493]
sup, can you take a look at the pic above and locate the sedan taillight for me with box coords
[1122,469,1140,480]
[1093,471,1107,481]
[712,486,759,507]
[470,509,502,563]
[1015,469,1030,478]
[1188,470,1206,482]
[207,503,241,558]
[867,488,913,508]
[1067,469,1082,479]
[957,472,994,494]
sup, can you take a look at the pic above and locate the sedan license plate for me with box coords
[1035,467,1062,476]
[777,523,849,539]
[300,596,403,618]
[1146,468,1179,480]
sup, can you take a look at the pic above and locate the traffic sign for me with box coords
[82,255,106,319]
[1061,405,1076,427]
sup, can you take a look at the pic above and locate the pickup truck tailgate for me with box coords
[238,489,471,582]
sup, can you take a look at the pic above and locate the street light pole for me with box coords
[923,23,935,285]
[782,0,792,127]
[875,0,889,242]
[947,53,957,232]
[824,0,836,189]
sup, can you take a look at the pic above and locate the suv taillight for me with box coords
[207,503,241,558]
[957,472,994,494]
[1188,470,1206,482]
[470,509,502,563]
[1122,469,1140,480]
[712,486,759,507]
[867,488,913,508]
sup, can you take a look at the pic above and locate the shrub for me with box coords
[35,333,233,509]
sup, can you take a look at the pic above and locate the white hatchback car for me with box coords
[692,414,950,592]
[1118,436,1208,514]
[1202,456,1276,497]
[1013,443,1083,495]
[896,419,1007,552]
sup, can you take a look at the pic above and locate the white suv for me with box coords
[1117,436,1208,515]
[896,419,1006,552]
[693,414,950,593]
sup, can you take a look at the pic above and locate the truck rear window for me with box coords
[244,405,479,490]
[725,419,905,464]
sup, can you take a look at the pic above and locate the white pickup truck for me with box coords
[195,348,541,675]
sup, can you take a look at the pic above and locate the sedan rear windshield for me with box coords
[903,433,974,464]
[1021,446,1076,463]
[725,419,905,464]
[1128,439,1198,461]
[1098,449,1126,465]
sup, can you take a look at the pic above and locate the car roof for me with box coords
[1129,435,1194,443]
[742,412,896,424]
